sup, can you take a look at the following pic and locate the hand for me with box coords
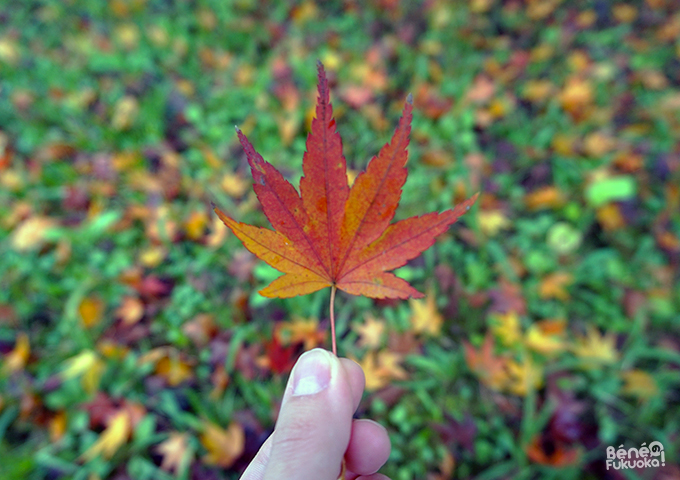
[240,348,391,480]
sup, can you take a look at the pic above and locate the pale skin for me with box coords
[240,349,392,480]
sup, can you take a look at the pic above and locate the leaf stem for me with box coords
[330,285,337,356]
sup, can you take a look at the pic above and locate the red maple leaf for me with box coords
[214,62,477,302]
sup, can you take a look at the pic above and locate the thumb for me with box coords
[263,348,354,480]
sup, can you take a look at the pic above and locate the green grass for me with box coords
[1,1,679,479]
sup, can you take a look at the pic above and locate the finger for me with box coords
[239,435,272,480]
[345,419,391,475]
[263,348,355,480]
[339,357,366,412]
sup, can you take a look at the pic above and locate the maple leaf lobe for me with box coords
[214,62,478,299]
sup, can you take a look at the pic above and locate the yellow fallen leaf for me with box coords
[11,216,57,252]
[221,172,249,198]
[525,320,566,356]
[139,245,167,267]
[613,4,637,23]
[527,0,561,20]
[81,410,131,461]
[538,272,573,301]
[115,23,140,50]
[583,132,615,158]
[522,79,554,103]
[200,422,245,468]
[572,326,619,367]
[478,209,511,237]
[506,357,543,396]
[596,203,625,231]
[525,187,565,210]
[0,38,19,64]
[49,410,67,442]
[184,210,209,241]
[3,332,30,373]
[621,369,658,401]
[155,355,194,387]
[354,315,385,349]
[353,350,408,391]
[559,77,593,119]
[156,432,193,473]
[276,316,325,350]
[490,311,522,347]
[409,289,443,336]
[111,95,138,130]
[61,350,106,394]
[206,215,228,248]
[79,296,104,329]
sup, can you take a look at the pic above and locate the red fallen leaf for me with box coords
[134,275,174,301]
[214,62,477,300]
[262,337,297,375]
[488,278,527,315]
[526,434,581,467]
[432,413,477,454]
[414,83,454,119]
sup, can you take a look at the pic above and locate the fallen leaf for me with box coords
[621,369,658,401]
[115,296,144,326]
[613,4,638,23]
[61,350,106,394]
[340,85,374,108]
[559,77,593,120]
[81,410,131,461]
[524,186,565,210]
[421,148,454,168]
[182,314,218,347]
[155,355,194,386]
[354,314,385,349]
[538,272,573,301]
[596,203,626,231]
[111,95,138,130]
[11,216,57,252]
[489,311,522,347]
[49,410,67,442]
[432,413,477,455]
[3,332,30,373]
[464,334,509,391]
[276,316,326,350]
[488,279,527,315]
[478,209,511,236]
[506,357,543,396]
[527,0,561,20]
[79,296,104,328]
[259,337,296,375]
[409,288,444,336]
[526,434,581,466]
[354,349,407,391]
[571,326,619,367]
[209,365,230,400]
[156,432,193,473]
[466,75,496,103]
[524,319,566,356]
[522,79,554,103]
[387,329,420,355]
[583,132,615,158]
[184,210,209,241]
[206,214,228,248]
[214,63,477,299]
[200,422,245,468]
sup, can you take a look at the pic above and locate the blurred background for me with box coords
[1,1,679,479]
